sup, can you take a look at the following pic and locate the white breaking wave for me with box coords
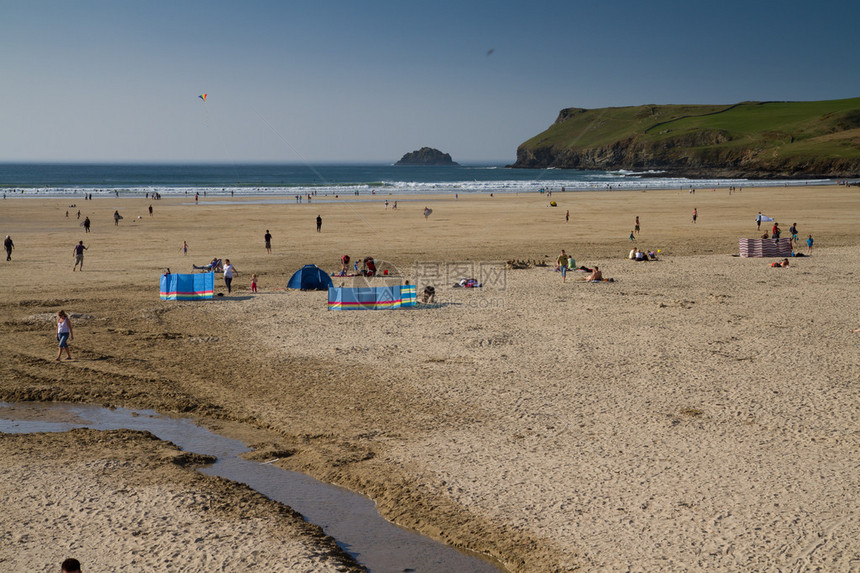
[1,177,835,198]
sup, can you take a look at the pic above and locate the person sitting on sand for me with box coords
[761,231,770,239]
[586,266,603,281]
[359,256,376,276]
[423,285,435,303]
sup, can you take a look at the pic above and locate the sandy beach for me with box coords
[1,185,858,571]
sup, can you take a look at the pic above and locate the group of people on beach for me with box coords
[757,214,814,255]
[338,254,378,276]
[555,249,604,282]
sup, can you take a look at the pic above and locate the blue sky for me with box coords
[2,0,857,163]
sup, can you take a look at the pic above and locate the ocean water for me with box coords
[0,163,833,198]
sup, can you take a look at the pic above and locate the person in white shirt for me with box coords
[223,259,238,293]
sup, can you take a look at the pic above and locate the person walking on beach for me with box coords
[55,310,73,361]
[264,230,272,254]
[789,223,799,246]
[180,240,188,255]
[634,216,640,235]
[806,234,814,254]
[223,259,238,293]
[565,209,570,222]
[692,208,697,223]
[316,215,322,232]
[72,241,87,271]
[113,210,122,226]
[250,273,258,293]
[83,217,91,233]
[76,209,81,220]
[756,212,763,230]
[4,235,13,261]
[61,558,82,572]
[148,204,153,217]
[557,250,569,282]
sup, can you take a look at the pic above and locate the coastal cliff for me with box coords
[396,147,459,166]
[510,98,860,178]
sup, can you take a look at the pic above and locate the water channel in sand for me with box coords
[0,402,503,573]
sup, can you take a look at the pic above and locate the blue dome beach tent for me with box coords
[287,264,333,291]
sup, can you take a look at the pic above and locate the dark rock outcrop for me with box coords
[396,147,459,166]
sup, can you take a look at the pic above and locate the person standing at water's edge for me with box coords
[56,310,73,361]
[73,241,87,271]
[4,235,13,261]
[223,259,238,293]
[316,215,322,232]
[264,230,272,253]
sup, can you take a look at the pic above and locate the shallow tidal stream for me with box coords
[0,402,503,573]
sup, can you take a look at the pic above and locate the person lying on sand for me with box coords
[192,258,221,271]
[770,258,790,268]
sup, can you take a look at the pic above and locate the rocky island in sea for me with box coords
[395,147,459,166]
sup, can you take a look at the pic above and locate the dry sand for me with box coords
[1,185,858,571]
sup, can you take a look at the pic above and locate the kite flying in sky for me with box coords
[199,94,207,102]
